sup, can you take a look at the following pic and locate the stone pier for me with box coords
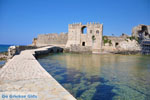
[0,46,76,100]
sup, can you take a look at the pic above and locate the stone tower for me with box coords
[66,22,103,53]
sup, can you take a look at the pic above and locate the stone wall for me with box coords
[107,36,125,47]
[8,46,37,59]
[31,23,149,54]
[66,22,103,53]
[102,35,141,53]
[35,33,68,47]
[131,24,150,55]
[70,44,92,53]
[117,39,141,51]
[132,24,150,42]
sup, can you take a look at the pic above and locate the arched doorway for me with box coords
[81,26,87,34]
[82,42,85,46]
[115,42,119,47]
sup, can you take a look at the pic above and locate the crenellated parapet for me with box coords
[69,22,103,28]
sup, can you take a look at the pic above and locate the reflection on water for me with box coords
[38,53,150,100]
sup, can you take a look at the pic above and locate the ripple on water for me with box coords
[38,53,150,100]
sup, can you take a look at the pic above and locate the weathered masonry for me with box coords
[34,33,68,47]
[33,23,150,54]
[33,22,103,53]
[66,22,103,53]
[132,24,150,43]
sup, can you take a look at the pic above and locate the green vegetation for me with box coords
[126,36,139,43]
[92,35,96,41]
[127,36,137,41]
[102,36,112,46]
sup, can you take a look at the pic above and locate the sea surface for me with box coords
[38,53,150,100]
[0,44,11,52]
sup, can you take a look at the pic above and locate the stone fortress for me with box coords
[132,24,150,54]
[32,22,150,54]
[66,22,103,53]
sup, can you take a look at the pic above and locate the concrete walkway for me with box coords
[0,46,76,100]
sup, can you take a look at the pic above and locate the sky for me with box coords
[0,0,150,45]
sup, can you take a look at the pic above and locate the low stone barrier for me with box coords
[8,46,37,59]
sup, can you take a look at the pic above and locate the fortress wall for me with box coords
[36,33,68,46]
[102,36,141,52]
[66,22,103,53]
[132,25,150,40]
[70,44,92,53]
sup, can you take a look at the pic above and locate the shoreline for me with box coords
[0,52,8,68]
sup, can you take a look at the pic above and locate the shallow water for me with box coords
[0,60,5,67]
[38,53,150,100]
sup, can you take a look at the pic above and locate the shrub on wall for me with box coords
[102,36,112,46]
[127,36,139,43]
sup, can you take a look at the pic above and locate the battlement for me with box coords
[68,23,82,28]
[69,22,103,28]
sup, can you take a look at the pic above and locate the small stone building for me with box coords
[66,22,103,53]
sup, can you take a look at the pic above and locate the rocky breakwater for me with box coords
[8,45,37,59]
[0,52,8,68]
[0,52,7,61]
[0,46,76,100]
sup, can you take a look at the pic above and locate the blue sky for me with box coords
[0,0,149,45]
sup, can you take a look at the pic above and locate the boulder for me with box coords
[8,46,16,59]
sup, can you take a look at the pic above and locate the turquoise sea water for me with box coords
[38,53,150,100]
[0,44,11,52]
